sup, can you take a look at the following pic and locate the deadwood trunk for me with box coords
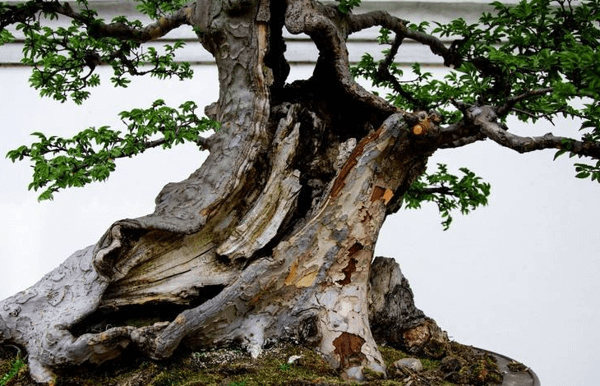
[0,0,449,383]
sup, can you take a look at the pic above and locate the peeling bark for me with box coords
[0,0,452,383]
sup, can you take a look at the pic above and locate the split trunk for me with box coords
[0,0,449,382]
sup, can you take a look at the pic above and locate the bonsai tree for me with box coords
[1,0,598,383]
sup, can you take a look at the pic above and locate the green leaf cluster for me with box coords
[0,25,13,45]
[6,100,218,201]
[353,0,600,125]
[135,0,190,20]
[403,164,491,230]
[337,0,362,15]
[2,0,193,104]
[352,0,600,183]
[574,161,600,181]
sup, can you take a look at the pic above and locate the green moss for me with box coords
[420,357,442,371]
[378,345,410,368]
[0,342,504,386]
[0,358,25,386]
[223,345,344,386]
[0,361,11,379]
[362,367,385,381]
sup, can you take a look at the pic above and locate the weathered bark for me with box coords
[0,0,452,383]
[369,257,450,359]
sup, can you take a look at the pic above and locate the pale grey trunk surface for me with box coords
[0,0,449,383]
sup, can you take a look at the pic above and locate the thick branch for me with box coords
[433,120,486,149]
[0,1,45,29]
[62,2,194,42]
[0,1,194,42]
[348,11,461,68]
[430,104,600,157]
[468,106,600,159]
[284,0,397,115]
[91,10,194,42]
[145,134,210,151]
[439,132,487,149]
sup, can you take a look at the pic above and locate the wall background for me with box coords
[1,1,599,385]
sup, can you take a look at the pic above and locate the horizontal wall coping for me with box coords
[0,1,512,65]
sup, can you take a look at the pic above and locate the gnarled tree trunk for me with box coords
[0,0,449,383]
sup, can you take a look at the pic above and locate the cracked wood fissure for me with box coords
[0,0,450,383]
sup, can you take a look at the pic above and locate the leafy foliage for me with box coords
[0,0,207,200]
[6,100,218,201]
[1,0,193,104]
[337,0,362,15]
[351,0,600,225]
[0,25,12,45]
[355,0,599,125]
[403,164,491,230]
[353,1,600,154]
[574,160,600,181]
[135,0,190,20]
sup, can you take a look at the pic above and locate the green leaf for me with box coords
[576,171,591,179]
[8,99,218,199]
[338,0,361,14]
[403,164,491,230]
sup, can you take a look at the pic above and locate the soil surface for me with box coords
[0,340,537,386]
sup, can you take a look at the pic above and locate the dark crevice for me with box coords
[336,258,358,286]
[69,285,226,337]
[245,103,332,260]
[260,66,388,259]
[269,77,382,237]
[265,0,290,96]
[280,72,384,143]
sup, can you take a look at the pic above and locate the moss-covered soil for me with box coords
[0,341,503,386]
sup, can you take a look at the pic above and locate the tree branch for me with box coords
[467,105,600,159]
[348,11,462,68]
[435,121,487,149]
[142,133,210,152]
[419,186,457,196]
[88,7,195,42]
[495,88,554,118]
[284,0,397,115]
[439,132,487,149]
[374,34,427,109]
[1,1,194,43]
